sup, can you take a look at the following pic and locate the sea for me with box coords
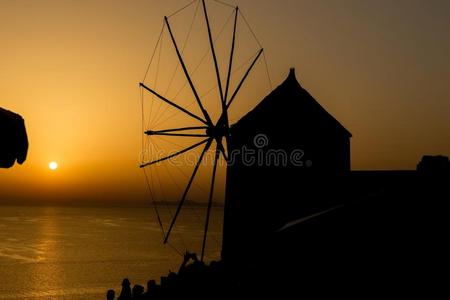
[0,205,223,299]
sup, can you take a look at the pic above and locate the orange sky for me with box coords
[1,0,449,204]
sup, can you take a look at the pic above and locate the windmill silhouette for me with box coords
[139,0,269,261]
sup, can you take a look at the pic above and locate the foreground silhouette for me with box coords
[123,69,449,297]
[117,278,131,300]
[134,63,449,297]
[0,107,28,168]
[108,159,449,297]
[109,253,233,300]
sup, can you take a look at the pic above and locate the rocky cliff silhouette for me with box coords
[0,107,28,168]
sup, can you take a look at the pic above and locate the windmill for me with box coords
[139,0,271,261]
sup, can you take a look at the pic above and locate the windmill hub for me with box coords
[206,124,227,139]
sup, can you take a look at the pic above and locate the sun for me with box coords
[49,161,58,170]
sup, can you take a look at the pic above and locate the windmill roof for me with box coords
[231,68,352,138]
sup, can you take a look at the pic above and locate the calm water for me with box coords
[0,205,223,299]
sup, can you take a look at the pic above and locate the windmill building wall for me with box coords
[220,70,448,288]
[221,69,352,263]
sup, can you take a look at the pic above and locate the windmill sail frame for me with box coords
[139,0,268,261]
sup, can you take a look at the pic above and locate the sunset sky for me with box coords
[1,0,449,204]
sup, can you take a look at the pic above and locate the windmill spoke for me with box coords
[164,138,214,243]
[224,7,239,105]
[201,146,220,261]
[140,83,207,125]
[164,16,213,126]
[143,168,166,238]
[146,126,207,134]
[152,9,236,129]
[140,138,210,168]
[202,0,225,104]
[216,139,229,162]
[216,136,228,162]
[145,126,208,138]
[226,48,264,109]
[146,132,208,138]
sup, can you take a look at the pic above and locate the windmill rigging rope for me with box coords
[163,0,201,97]
[167,241,185,257]
[152,0,202,127]
[147,165,186,258]
[152,175,188,256]
[146,165,186,257]
[143,168,166,239]
[167,0,199,19]
[151,140,189,251]
[152,143,175,221]
[148,30,166,127]
[237,9,272,89]
[141,88,145,152]
[263,52,273,90]
[238,9,273,90]
[213,0,236,9]
[238,10,261,48]
[142,21,166,83]
[149,164,169,228]
[142,49,173,246]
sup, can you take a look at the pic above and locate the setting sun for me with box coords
[49,161,58,170]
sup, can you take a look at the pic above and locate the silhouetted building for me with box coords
[417,155,450,175]
[222,69,352,266]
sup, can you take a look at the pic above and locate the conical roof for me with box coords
[231,68,352,138]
